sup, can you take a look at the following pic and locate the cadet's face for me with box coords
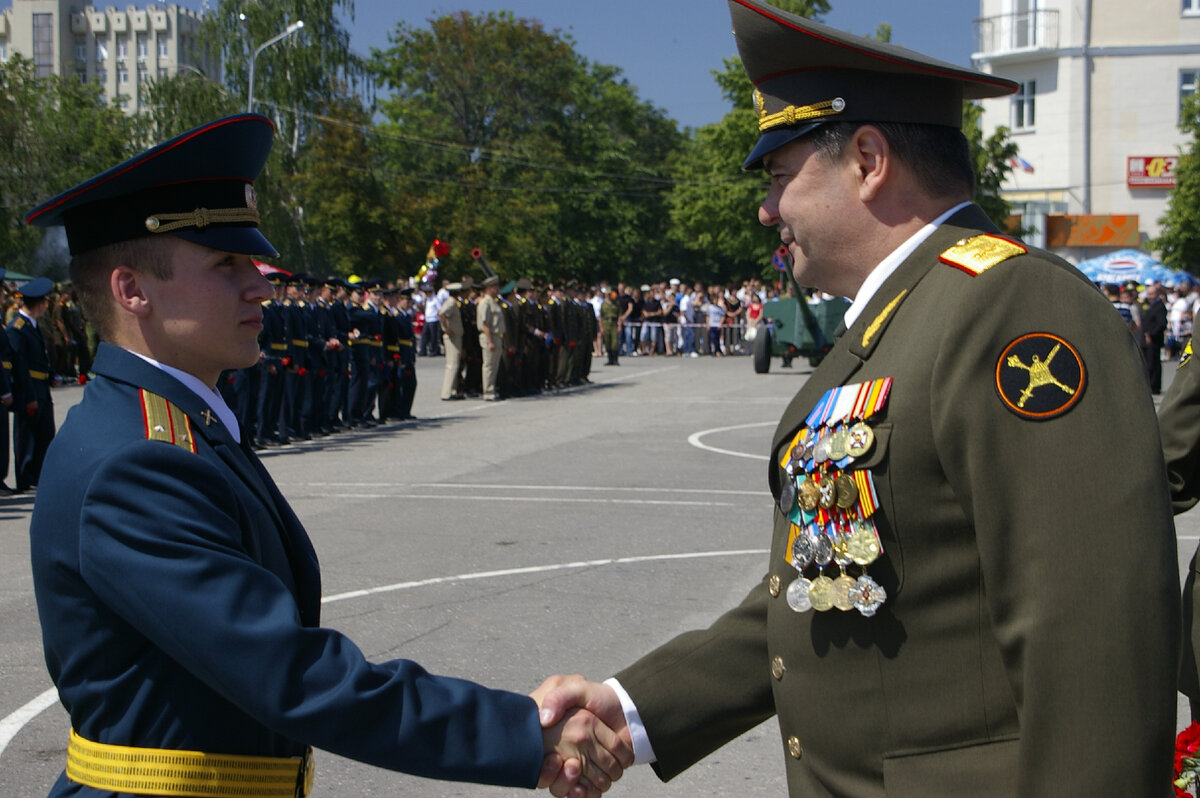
[758,138,857,298]
[143,239,271,386]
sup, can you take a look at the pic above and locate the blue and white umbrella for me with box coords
[1072,249,1193,286]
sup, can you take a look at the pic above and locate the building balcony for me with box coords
[974,9,1059,61]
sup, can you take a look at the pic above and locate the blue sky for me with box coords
[189,1,979,129]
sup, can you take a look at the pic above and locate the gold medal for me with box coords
[828,429,848,461]
[846,422,874,458]
[834,474,858,509]
[808,574,834,612]
[797,477,820,512]
[832,574,857,612]
[846,520,881,566]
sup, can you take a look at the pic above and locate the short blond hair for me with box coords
[67,237,176,341]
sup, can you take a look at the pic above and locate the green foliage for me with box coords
[369,11,683,284]
[1154,93,1200,272]
[295,90,402,278]
[962,101,1018,230]
[0,55,133,277]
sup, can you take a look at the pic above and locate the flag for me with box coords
[1008,155,1035,174]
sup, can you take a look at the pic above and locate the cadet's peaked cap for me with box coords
[482,275,500,287]
[18,277,54,299]
[25,114,278,257]
[729,0,1018,169]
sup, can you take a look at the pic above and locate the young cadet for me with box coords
[8,276,58,491]
[25,114,629,798]
[537,3,1179,796]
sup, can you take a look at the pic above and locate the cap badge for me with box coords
[245,183,258,210]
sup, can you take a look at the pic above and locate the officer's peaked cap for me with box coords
[26,114,278,258]
[730,0,1018,169]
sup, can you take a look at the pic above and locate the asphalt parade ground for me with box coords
[0,349,1194,797]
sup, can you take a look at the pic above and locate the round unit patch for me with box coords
[995,333,1085,420]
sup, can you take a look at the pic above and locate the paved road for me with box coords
[0,350,1194,797]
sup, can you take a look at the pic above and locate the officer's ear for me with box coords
[111,265,152,319]
[848,125,891,203]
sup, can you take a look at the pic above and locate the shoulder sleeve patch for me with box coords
[940,234,1027,276]
[995,333,1086,420]
[1181,339,1193,369]
[139,389,197,452]
[12,317,24,330]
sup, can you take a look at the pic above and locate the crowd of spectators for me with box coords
[1105,279,1197,394]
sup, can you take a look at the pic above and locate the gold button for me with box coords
[771,655,786,680]
[787,736,803,759]
[768,574,781,597]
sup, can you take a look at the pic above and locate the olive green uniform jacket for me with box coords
[616,204,1178,797]
[1158,335,1200,704]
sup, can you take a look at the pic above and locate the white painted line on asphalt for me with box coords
[293,493,742,506]
[322,548,770,604]
[288,482,764,496]
[0,687,58,758]
[0,549,769,754]
[688,421,776,461]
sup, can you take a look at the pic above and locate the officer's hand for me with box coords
[0,394,11,407]
[533,676,632,798]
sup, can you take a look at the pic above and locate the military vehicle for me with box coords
[750,247,847,373]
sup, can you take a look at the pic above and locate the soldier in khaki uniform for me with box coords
[477,274,506,401]
[1158,339,1200,718]
[439,283,464,401]
[535,3,1179,796]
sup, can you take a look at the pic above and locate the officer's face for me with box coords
[140,239,272,386]
[758,137,860,299]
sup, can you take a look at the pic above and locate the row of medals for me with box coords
[781,419,887,617]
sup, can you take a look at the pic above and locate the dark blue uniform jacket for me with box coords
[31,344,543,796]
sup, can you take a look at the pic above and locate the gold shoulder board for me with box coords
[139,389,197,453]
[939,234,1027,276]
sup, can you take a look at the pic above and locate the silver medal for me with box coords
[791,527,816,569]
[813,530,834,566]
[779,476,797,515]
[786,577,813,613]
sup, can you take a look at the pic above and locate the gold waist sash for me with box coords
[66,729,313,798]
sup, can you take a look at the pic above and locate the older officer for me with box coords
[538,3,1179,797]
[1158,339,1200,721]
[24,114,630,798]
[8,276,58,491]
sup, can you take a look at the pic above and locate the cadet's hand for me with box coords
[533,676,632,798]
[0,394,11,408]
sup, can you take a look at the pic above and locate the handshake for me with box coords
[532,675,633,798]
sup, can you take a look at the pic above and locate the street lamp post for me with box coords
[246,20,304,113]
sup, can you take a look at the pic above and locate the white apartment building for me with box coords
[0,0,217,115]
[974,0,1200,260]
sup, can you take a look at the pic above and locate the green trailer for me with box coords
[750,261,848,373]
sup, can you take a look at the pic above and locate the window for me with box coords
[1183,70,1200,119]
[157,39,168,59]
[118,67,128,84]
[95,42,107,63]
[96,67,106,83]
[75,44,86,62]
[136,35,147,61]
[0,43,8,62]
[1012,81,1036,130]
[158,67,167,79]
[1186,0,1200,16]
[137,65,148,84]
[116,37,127,60]
[32,13,54,77]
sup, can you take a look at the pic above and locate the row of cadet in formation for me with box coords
[221,272,598,448]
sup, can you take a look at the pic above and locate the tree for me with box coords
[294,90,404,277]
[0,56,133,277]
[370,11,682,284]
[962,101,1019,230]
[1154,92,1200,273]
[196,0,366,268]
